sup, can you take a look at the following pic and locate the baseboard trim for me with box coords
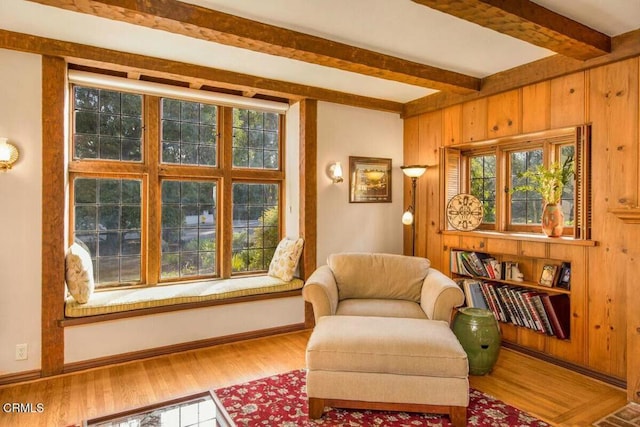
[502,342,627,389]
[63,323,307,374]
[0,369,42,387]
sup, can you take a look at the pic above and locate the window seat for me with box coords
[64,275,304,318]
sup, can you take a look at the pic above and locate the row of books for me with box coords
[459,279,570,339]
[451,250,517,280]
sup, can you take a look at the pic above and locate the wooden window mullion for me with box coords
[220,106,233,279]
[146,96,160,285]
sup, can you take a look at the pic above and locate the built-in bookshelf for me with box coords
[452,249,571,340]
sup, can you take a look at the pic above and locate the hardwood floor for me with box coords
[0,330,626,427]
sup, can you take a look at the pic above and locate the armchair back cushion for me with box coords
[328,253,430,302]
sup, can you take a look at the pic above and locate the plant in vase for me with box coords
[512,156,574,237]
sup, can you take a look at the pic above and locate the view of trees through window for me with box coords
[463,131,580,234]
[70,83,283,289]
[73,86,143,161]
[161,99,217,166]
[73,178,142,284]
[510,149,543,225]
[470,154,496,223]
[232,183,279,273]
[161,180,217,279]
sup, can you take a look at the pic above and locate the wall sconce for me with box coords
[330,161,344,183]
[401,164,428,256]
[0,137,19,172]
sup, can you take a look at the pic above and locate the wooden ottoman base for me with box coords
[308,397,467,427]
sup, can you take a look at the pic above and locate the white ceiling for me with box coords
[1,0,639,104]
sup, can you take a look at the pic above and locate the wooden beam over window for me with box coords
[412,0,611,60]
[0,29,403,114]
[27,0,480,94]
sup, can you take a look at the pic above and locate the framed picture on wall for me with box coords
[349,156,392,203]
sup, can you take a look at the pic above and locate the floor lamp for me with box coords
[401,165,428,256]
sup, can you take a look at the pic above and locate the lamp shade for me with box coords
[401,210,414,225]
[400,165,428,178]
[0,137,19,171]
[330,161,344,183]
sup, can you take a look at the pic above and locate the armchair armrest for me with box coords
[302,265,339,322]
[420,268,465,324]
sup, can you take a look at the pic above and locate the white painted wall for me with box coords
[316,102,404,266]
[65,296,303,362]
[0,49,43,374]
[284,102,300,239]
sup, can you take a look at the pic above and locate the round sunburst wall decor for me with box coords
[446,193,484,231]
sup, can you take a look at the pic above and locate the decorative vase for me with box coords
[542,203,564,237]
[452,307,501,375]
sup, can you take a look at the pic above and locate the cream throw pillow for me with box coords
[65,243,95,304]
[268,237,304,282]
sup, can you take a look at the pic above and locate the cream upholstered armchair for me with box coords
[303,252,464,324]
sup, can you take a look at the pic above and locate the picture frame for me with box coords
[539,264,559,287]
[556,262,571,290]
[349,156,392,203]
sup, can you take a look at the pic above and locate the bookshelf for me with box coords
[451,249,571,340]
[443,233,590,368]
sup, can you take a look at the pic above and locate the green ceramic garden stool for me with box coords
[452,307,501,375]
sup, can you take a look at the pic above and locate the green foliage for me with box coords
[232,206,279,273]
[511,156,574,204]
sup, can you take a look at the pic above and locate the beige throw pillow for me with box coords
[268,237,304,282]
[65,243,95,304]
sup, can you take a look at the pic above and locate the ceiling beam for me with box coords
[0,29,404,114]
[404,28,640,117]
[412,0,611,61]
[27,0,480,94]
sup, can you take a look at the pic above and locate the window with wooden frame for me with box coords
[442,126,591,239]
[69,76,286,290]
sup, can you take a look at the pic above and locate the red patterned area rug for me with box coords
[215,370,550,426]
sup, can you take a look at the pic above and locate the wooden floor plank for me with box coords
[0,330,626,427]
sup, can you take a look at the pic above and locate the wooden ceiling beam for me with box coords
[404,28,640,117]
[27,0,480,94]
[412,0,611,60]
[0,29,403,114]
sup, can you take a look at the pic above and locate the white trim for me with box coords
[67,70,290,114]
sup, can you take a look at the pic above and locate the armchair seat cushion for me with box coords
[336,299,427,319]
[306,315,468,378]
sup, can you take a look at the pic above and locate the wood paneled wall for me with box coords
[404,56,640,403]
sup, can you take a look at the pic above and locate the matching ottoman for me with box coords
[306,315,469,427]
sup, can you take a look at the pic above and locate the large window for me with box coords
[445,127,590,238]
[70,82,285,289]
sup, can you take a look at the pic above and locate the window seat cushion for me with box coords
[64,276,304,318]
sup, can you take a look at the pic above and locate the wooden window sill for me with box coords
[441,229,597,247]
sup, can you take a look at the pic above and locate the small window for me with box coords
[161,99,218,166]
[443,126,589,238]
[469,154,496,224]
[509,148,543,229]
[73,86,143,161]
[559,145,576,227]
[73,177,142,287]
[232,182,279,273]
[161,180,218,279]
[232,109,280,169]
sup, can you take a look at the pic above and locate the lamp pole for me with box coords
[410,176,418,256]
[401,165,428,257]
